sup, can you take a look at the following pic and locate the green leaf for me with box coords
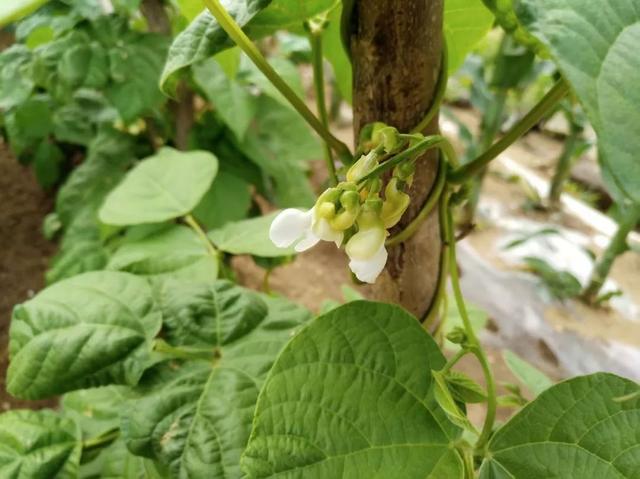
[95,441,169,479]
[0,45,34,109]
[503,350,553,397]
[446,370,487,404]
[516,0,640,203]
[445,0,495,74]
[193,58,257,140]
[0,0,49,28]
[242,301,464,478]
[238,56,304,108]
[193,171,252,229]
[7,271,162,399]
[479,373,640,478]
[323,3,352,103]
[209,212,295,257]
[105,31,169,122]
[239,95,318,207]
[524,256,582,300]
[432,369,476,432]
[122,287,310,478]
[108,225,218,282]
[99,148,219,226]
[0,409,82,478]
[160,0,335,92]
[62,386,133,439]
[33,140,63,188]
[160,0,273,92]
[56,128,135,226]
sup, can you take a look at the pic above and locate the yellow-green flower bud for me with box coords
[381,178,411,228]
[372,125,400,153]
[346,151,378,182]
[317,201,336,219]
[329,191,361,231]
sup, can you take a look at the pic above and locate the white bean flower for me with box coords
[269,207,343,253]
[345,202,388,284]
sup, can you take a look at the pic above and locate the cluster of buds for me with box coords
[269,124,415,284]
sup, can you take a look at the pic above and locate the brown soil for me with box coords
[0,142,57,411]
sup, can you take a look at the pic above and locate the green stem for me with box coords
[153,339,219,361]
[411,46,448,134]
[308,23,338,185]
[358,135,457,184]
[548,124,582,206]
[443,195,497,453]
[184,214,218,261]
[582,203,640,303]
[441,348,469,374]
[82,429,120,453]
[202,0,352,163]
[449,78,570,184]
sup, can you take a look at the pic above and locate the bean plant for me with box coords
[1,0,639,478]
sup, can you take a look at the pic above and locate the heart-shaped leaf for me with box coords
[479,373,640,478]
[107,225,218,282]
[8,271,162,399]
[242,301,464,478]
[99,148,218,226]
[516,0,640,203]
[122,285,311,478]
[0,409,81,478]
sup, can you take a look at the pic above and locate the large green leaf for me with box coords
[122,285,310,478]
[62,386,134,439]
[99,148,218,226]
[239,95,318,207]
[0,45,34,109]
[7,271,162,399]
[0,0,49,27]
[445,0,495,73]
[480,373,640,478]
[242,301,464,478]
[160,0,335,92]
[516,0,640,203]
[209,212,296,257]
[107,225,218,282]
[193,58,257,140]
[0,409,81,478]
[193,170,252,229]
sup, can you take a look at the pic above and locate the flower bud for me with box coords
[446,327,468,345]
[372,125,400,153]
[329,191,361,231]
[381,178,411,229]
[346,151,378,182]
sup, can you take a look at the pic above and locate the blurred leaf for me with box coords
[33,140,64,188]
[0,0,49,28]
[209,211,295,257]
[8,271,162,399]
[99,148,218,226]
[445,0,495,74]
[193,58,257,140]
[239,55,304,108]
[0,409,82,478]
[323,3,352,103]
[503,227,560,250]
[0,45,34,109]
[239,95,318,207]
[524,256,582,300]
[503,350,553,397]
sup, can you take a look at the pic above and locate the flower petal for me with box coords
[312,217,344,246]
[345,226,386,261]
[349,244,388,284]
[294,230,321,252]
[269,208,313,248]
